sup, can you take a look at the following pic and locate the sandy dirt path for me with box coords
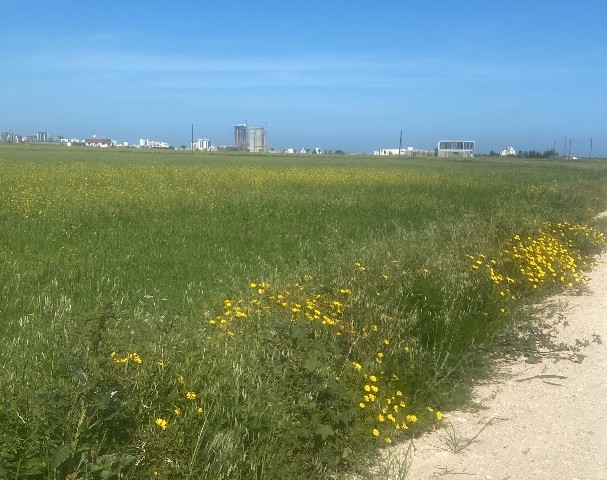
[381,257,607,480]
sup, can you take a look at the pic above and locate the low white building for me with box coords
[376,148,405,156]
[500,146,516,156]
[140,138,170,148]
[85,137,116,147]
[193,138,211,151]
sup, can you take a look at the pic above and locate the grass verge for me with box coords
[1,145,606,478]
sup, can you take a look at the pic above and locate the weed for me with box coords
[436,417,501,454]
[1,146,606,478]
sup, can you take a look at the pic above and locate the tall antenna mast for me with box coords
[590,137,593,159]
[399,130,403,156]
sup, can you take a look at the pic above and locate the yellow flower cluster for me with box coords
[108,350,205,432]
[206,264,446,446]
[110,351,142,365]
[353,364,443,444]
[469,222,605,296]
[208,280,352,336]
[153,377,205,431]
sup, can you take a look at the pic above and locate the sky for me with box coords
[2,0,606,156]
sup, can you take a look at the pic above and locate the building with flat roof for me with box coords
[248,126,267,152]
[234,124,267,152]
[234,124,248,151]
[193,138,211,151]
[436,140,475,157]
[86,137,115,147]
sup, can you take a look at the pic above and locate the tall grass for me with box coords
[1,145,606,478]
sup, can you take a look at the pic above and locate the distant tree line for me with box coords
[489,148,558,158]
[516,148,558,158]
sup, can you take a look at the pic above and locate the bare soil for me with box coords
[381,257,607,479]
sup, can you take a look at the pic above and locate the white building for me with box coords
[376,148,405,156]
[193,138,211,151]
[85,137,116,147]
[139,138,170,148]
[500,146,516,156]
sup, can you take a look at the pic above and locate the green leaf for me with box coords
[303,354,321,372]
[315,424,334,440]
[341,446,353,459]
[290,324,308,340]
[22,457,45,476]
[50,444,71,470]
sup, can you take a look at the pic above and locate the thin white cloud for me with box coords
[8,47,598,93]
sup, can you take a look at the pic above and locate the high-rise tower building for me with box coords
[234,124,248,150]
[248,126,267,153]
[234,124,267,152]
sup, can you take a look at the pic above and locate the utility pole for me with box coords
[399,130,403,156]
[590,137,593,159]
[191,124,194,152]
[568,138,572,159]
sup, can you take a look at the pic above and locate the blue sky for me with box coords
[2,1,606,155]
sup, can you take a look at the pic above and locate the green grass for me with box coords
[1,144,606,479]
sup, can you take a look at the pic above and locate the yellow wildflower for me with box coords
[129,352,142,364]
[155,418,168,430]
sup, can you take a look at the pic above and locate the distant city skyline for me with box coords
[0,123,601,158]
[2,1,606,157]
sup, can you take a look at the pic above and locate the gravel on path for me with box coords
[382,257,607,480]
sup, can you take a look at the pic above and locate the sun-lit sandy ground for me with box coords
[382,253,607,479]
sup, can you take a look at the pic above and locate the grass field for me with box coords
[1,144,607,479]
